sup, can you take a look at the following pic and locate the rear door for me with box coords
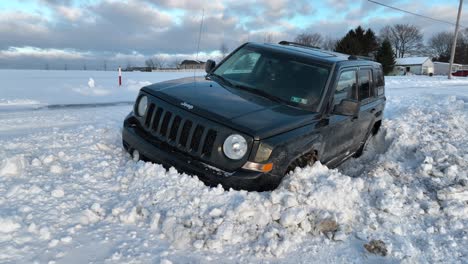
[354,68,379,145]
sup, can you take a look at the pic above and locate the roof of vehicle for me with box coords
[247,41,380,66]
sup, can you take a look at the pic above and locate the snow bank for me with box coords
[110,162,365,256]
[0,99,44,110]
[0,75,466,263]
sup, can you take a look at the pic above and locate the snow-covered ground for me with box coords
[0,71,467,263]
[0,70,199,110]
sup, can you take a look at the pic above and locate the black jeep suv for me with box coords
[122,41,385,191]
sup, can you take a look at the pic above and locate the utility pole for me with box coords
[448,0,463,80]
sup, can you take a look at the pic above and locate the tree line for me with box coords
[294,24,468,75]
[144,56,182,71]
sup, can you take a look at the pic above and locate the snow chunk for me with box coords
[119,206,148,224]
[51,188,65,198]
[280,208,307,227]
[0,218,21,233]
[49,164,63,174]
[0,155,27,177]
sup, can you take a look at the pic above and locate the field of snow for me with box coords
[0,70,467,263]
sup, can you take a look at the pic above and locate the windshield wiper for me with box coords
[208,74,290,106]
[231,84,288,105]
[208,73,233,87]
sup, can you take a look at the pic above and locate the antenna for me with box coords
[195,9,205,79]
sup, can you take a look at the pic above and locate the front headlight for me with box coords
[136,95,148,116]
[223,134,248,160]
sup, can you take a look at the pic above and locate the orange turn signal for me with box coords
[261,163,273,172]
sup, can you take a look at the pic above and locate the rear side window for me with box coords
[334,70,356,106]
[358,69,373,100]
[375,69,384,87]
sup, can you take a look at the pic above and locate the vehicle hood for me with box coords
[142,76,319,139]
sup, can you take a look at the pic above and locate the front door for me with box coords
[321,69,360,164]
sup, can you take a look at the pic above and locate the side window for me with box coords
[358,69,373,100]
[334,70,356,106]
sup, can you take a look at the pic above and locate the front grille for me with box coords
[141,102,217,158]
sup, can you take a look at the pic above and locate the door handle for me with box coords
[370,108,376,113]
[351,116,358,121]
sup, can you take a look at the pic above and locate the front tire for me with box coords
[286,151,318,173]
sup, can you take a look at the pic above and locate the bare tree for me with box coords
[145,58,155,69]
[152,55,167,69]
[103,60,107,71]
[220,43,229,59]
[322,36,338,51]
[429,31,454,60]
[294,33,323,47]
[380,24,423,58]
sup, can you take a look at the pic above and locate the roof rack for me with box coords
[348,55,375,61]
[278,41,321,50]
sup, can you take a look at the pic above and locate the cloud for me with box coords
[55,6,83,21]
[0,46,87,59]
[0,0,466,69]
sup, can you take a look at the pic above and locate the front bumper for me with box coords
[122,120,280,191]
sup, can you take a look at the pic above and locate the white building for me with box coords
[391,57,434,76]
[433,61,463,75]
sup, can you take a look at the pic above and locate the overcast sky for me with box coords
[0,0,465,69]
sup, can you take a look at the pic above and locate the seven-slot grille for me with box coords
[141,101,218,158]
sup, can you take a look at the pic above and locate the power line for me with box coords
[367,0,466,28]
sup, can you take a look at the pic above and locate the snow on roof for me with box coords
[395,57,431,65]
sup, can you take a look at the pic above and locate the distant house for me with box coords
[179,60,205,70]
[391,57,434,76]
[433,61,463,75]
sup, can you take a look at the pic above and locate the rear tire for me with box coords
[354,133,371,158]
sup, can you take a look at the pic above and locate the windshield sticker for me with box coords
[291,96,308,104]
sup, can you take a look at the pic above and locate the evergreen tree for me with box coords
[375,39,395,75]
[363,29,379,55]
[335,26,378,57]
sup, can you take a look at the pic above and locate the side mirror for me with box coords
[205,59,216,73]
[333,99,360,116]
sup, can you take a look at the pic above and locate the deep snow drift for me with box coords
[0,71,467,263]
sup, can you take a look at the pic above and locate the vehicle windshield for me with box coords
[212,45,330,109]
